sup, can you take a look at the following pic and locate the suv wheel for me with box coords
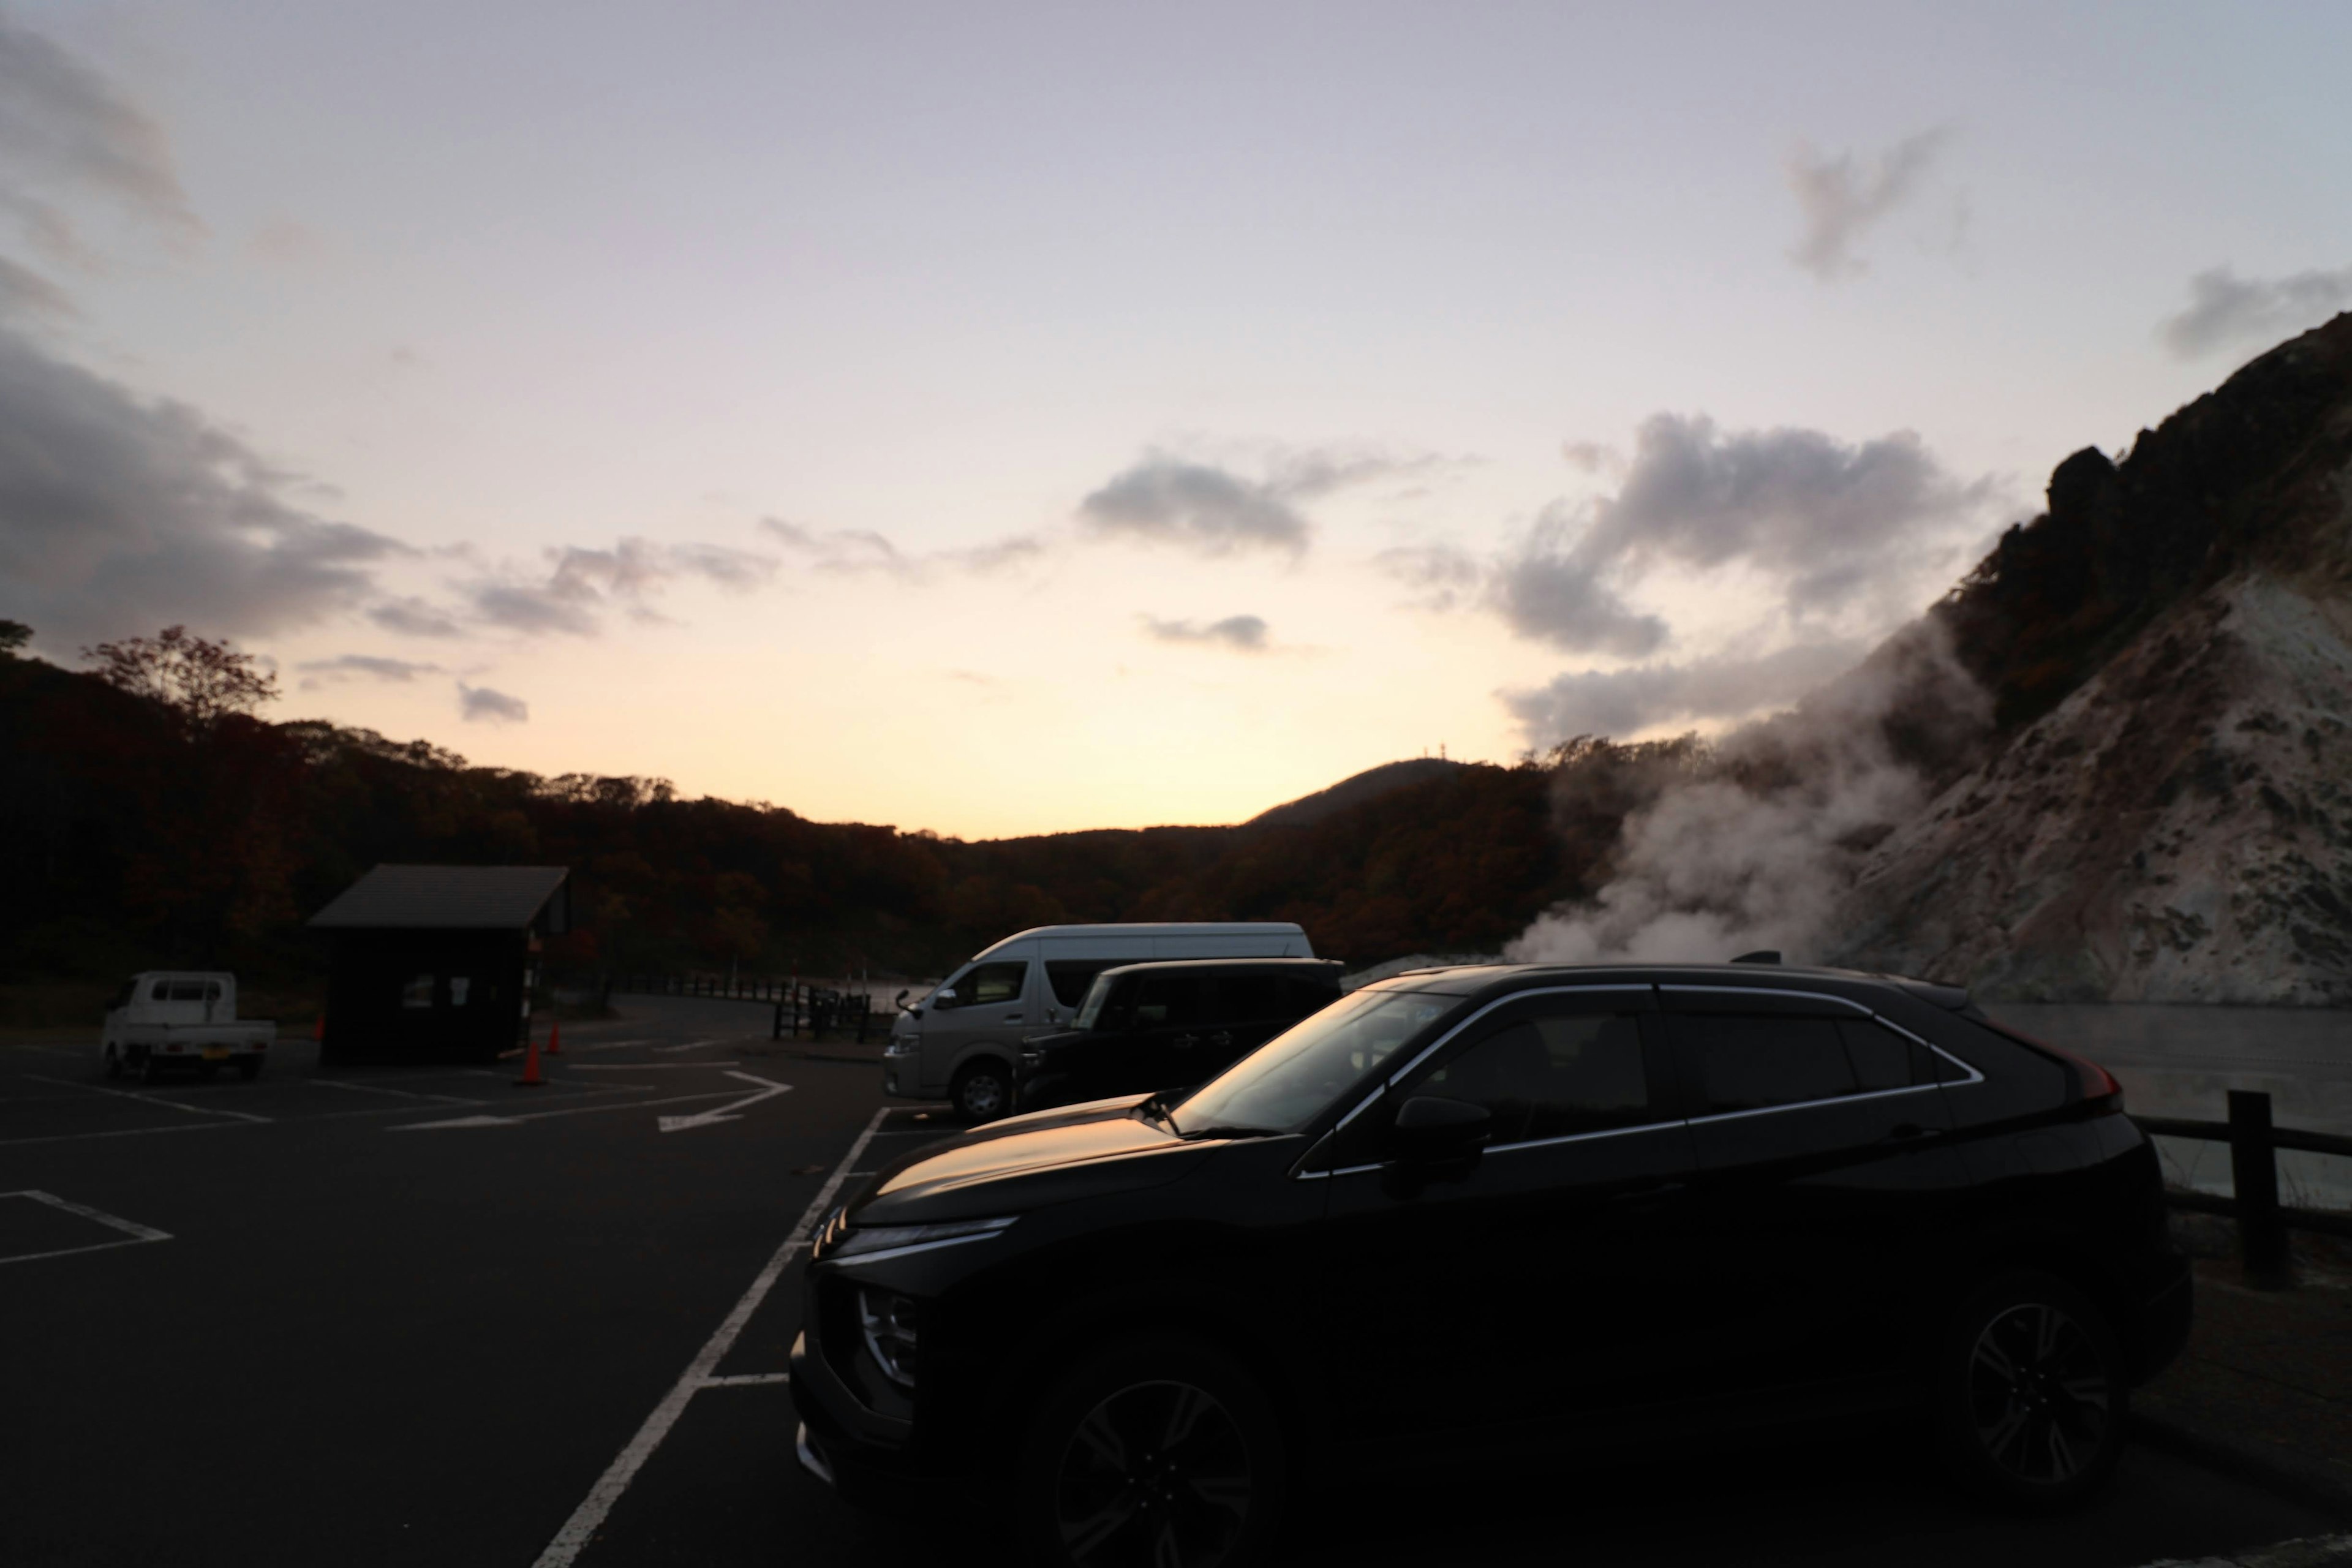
[1017,1336,1284,1568]
[952,1060,1012,1123]
[1934,1270,2126,1508]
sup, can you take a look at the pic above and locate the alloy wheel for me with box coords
[1966,1300,2111,1485]
[1054,1378,1252,1568]
[960,1071,1007,1120]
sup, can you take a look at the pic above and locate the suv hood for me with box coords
[852,1101,1213,1225]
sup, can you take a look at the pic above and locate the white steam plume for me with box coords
[1506,620,1989,967]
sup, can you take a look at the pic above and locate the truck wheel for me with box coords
[1932,1269,2126,1510]
[138,1050,165,1085]
[103,1044,124,1080]
[1015,1335,1286,1568]
[237,1058,263,1082]
[952,1060,1013,1123]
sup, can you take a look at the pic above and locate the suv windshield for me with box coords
[1169,987,1458,1135]
[1074,973,1125,1030]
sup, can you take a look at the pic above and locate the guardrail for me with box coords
[2135,1089,2352,1283]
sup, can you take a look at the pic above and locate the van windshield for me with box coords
[1168,988,1458,1135]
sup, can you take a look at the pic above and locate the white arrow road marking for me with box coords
[390,1088,743,1131]
[656,1071,792,1133]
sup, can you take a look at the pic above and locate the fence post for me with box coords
[772,993,785,1041]
[2228,1089,2292,1287]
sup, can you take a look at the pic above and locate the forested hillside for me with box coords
[0,643,1692,989]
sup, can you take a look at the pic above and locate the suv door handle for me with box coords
[1001,1013,1023,1025]
[1610,1179,1687,1205]
[1883,1122,1932,1143]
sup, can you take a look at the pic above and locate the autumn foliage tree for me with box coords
[82,625,279,729]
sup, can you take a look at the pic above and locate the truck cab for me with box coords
[100,971,275,1083]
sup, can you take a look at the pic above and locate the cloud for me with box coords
[2157,264,2352,358]
[461,535,780,636]
[1080,456,1310,556]
[297,653,443,689]
[0,252,72,323]
[1785,130,1948,281]
[757,515,1041,581]
[367,596,462,638]
[1489,413,1996,653]
[458,682,527,723]
[1500,639,1868,745]
[1374,543,1483,612]
[0,325,412,647]
[1140,613,1271,653]
[0,15,205,269]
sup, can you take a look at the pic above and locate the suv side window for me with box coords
[1422,1009,1657,1145]
[1672,1015,1858,1114]
[1132,973,1204,1028]
[1214,973,1282,1025]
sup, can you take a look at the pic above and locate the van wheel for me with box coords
[102,1044,124,1080]
[1933,1270,2126,1509]
[953,1060,1013,1123]
[138,1050,165,1085]
[1016,1335,1285,1568]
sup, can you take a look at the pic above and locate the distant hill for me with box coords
[1246,758,1469,829]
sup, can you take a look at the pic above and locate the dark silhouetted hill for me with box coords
[1246,758,1467,829]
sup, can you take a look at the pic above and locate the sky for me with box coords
[5,1,2351,838]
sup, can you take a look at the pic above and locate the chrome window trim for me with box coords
[826,1218,1017,1269]
[1295,983,1985,1178]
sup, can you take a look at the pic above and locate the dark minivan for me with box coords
[1015,958,1344,1115]
[791,963,2190,1567]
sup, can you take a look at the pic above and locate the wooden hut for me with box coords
[310,865,570,1065]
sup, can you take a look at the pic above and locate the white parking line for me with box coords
[23,1074,272,1124]
[0,1119,261,1149]
[390,1088,744,1131]
[530,1104,889,1568]
[0,1190,173,1266]
[565,1061,748,1072]
[699,1372,791,1389]
[307,1077,480,1105]
[652,1038,730,1054]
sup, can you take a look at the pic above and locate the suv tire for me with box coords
[1015,1335,1286,1568]
[952,1059,1012,1123]
[1934,1268,2127,1509]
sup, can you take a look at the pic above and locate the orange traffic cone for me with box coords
[546,1020,562,1056]
[516,1029,546,1087]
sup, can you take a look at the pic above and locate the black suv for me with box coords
[1016,959,1344,1115]
[791,963,2190,1567]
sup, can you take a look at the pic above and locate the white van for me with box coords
[883,922,1314,1120]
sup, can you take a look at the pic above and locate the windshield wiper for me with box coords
[1174,1124,1280,1142]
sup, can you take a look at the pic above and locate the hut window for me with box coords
[450,977,471,1006]
[401,974,435,1009]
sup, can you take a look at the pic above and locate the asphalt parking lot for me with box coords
[2,995,2343,1567]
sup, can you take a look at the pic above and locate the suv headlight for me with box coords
[827,1214,1017,1265]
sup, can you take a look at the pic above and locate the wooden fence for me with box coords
[2137,1089,2352,1284]
[604,972,886,1044]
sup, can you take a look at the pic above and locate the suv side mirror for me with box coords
[1384,1096,1491,1191]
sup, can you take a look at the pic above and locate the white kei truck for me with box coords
[100,972,274,1083]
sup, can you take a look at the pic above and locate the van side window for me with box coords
[150,980,172,1001]
[168,981,208,1002]
[1045,962,1110,1008]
